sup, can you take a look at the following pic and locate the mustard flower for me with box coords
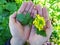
[33,14,45,31]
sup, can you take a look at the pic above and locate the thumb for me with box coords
[24,25,31,40]
[9,11,17,24]
[45,20,53,38]
[30,25,35,36]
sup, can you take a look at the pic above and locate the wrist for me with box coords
[10,37,25,45]
[29,41,42,45]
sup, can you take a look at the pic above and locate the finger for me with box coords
[24,25,31,40]
[45,20,53,38]
[42,7,49,22]
[24,1,33,12]
[46,20,52,28]
[36,5,42,16]
[9,12,17,24]
[23,1,33,15]
[46,42,51,45]
[23,11,26,15]
[43,43,47,45]
[31,8,35,17]
[30,25,35,36]
[28,3,34,13]
[31,6,37,18]
[17,2,28,14]
[33,10,37,18]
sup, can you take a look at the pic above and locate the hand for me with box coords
[29,5,53,45]
[43,41,57,45]
[9,1,34,45]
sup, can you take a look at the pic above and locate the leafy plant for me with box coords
[33,14,46,36]
[16,13,33,25]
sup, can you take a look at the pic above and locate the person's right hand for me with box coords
[28,5,53,45]
[43,41,57,45]
[9,1,34,45]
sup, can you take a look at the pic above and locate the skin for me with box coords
[9,1,53,45]
[28,5,53,45]
[9,2,32,45]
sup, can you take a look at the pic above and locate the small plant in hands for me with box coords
[16,13,47,37]
[33,14,46,36]
[16,12,33,26]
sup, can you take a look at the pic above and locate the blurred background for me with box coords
[0,0,60,45]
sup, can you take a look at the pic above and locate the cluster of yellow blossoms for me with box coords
[33,14,45,31]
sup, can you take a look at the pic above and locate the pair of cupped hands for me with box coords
[9,1,52,45]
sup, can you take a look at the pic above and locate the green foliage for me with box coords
[0,6,3,14]
[0,0,7,4]
[16,13,33,25]
[50,30,60,44]
[36,28,46,37]
[0,0,18,45]
[5,2,17,13]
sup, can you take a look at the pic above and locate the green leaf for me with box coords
[15,0,23,4]
[0,16,3,24]
[0,0,7,4]
[16,13,32,25]
[16,13,25,22]
[0,26,4,31]
[57,15,60,20]
[29,18,34,26]
[36,28,47,37]
[25,13,30,20]
[0,6,3,14]
[6,2,17,13]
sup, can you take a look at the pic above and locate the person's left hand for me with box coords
[28,5,53,45]
[9,1,34,45]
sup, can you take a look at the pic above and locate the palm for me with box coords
[9,1,34,42]
[29,5,53,45]
[17,2,33,40]
[16,1,36,40]
[29,21,52,45]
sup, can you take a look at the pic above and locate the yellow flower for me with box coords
[33,14,45,31]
